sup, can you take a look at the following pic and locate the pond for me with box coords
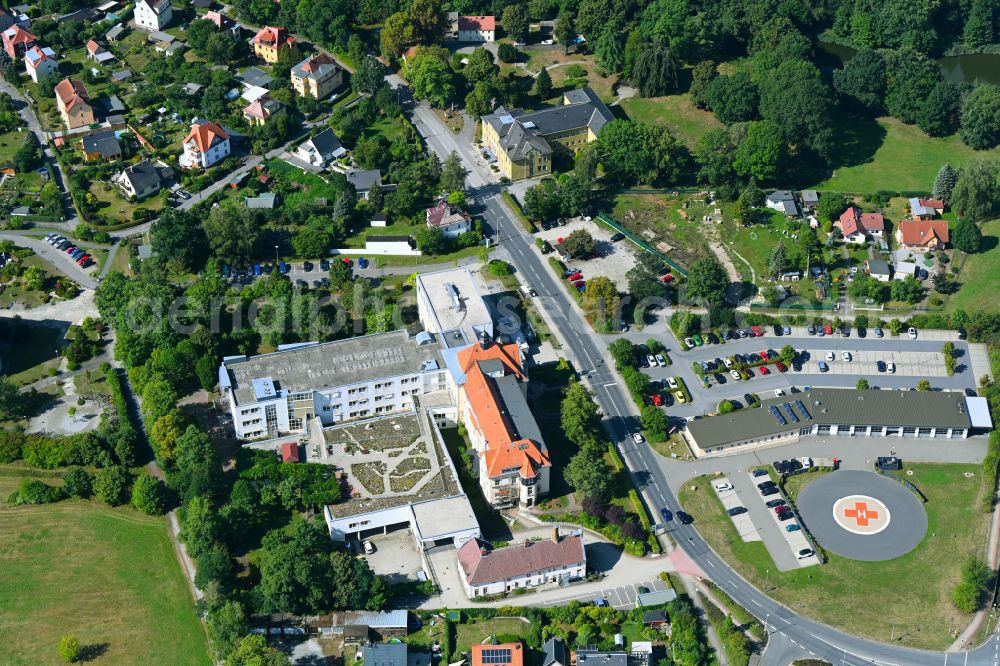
[818,40,1000,86]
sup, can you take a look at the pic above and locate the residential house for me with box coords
[295,128,345,167]
[838,207,885,244]
[281,442,300,463]
[641,610,669,630]
[82,129,122,161]
[204,10,240,37]
[54,78,95,130]
[291,52,343,99]
[2,25,35,59]
[111,69,131,82]
[457,15,495,42]
[0,9,13,33]
[866,258,891,282]
[575,651,628,666]
[134,0,172,31]
[909,197,944,219]
[329,610,409,639]
[426,198,472,238]
[542,638,568,666]
[251,26,294,64]
[481,87,613,181]
[470,641,525,666]
[347,169,385,199]
[242,95,282,126]
[86,39,115,65]
[103,94,125,114]
[23,45,57,83]
[180,120,230,168]
[115,159,171,199]
[765,190,799,218]
[244,192,276,209]
[455,340,550,508]
[237,66,274,90]
[896,218,950,250]
[800,189,819,211]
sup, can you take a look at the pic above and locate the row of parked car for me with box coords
[752,473,814,559]
[44,233,94,268]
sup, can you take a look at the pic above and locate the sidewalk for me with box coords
[969,343,994,384]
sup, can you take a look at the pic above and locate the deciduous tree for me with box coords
[953,218,983,253]
[960,84,1000,150]
[685,257,728,307]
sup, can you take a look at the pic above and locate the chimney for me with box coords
[551,526,560,543]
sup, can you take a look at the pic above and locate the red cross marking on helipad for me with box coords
[843,501,879,527]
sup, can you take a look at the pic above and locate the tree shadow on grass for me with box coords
[791,113,887,188]
[980,235,998,253]
[79,643,110,662]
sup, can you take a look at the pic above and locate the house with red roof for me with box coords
[252,25,294,64]
[2,25,35,59]
[180,120,230,168]
[838,207,885,245]
[896,218,950,251]
[457,15,495,42]
[242,95,282,126]
[455,340,550,508]
[24,45,58,83]
[426,198,472,238]
[281,442,301,463]
[54,78,95,130]
[458,527,585,597]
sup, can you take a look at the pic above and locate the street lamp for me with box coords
[764,568,770,593]
[274,245,279,265]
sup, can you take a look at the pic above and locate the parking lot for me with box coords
[713,477,761,542]
[356,530,425,584]
[535,219,639,288]
[746,470,820,569]
[798,348,947,377]
[539,574,674,609]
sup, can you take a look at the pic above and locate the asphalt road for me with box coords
[0,232,99,289]
[395,76,1000,664]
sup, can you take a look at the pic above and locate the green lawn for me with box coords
[679,464,990,649]
[610,193,716,271]
[454,617,531,653]
[945,218,1000,313]
[88,181,166,225]
[813,117,1000,193]
[0,132,44,191]
[0,469,211,665]
[620,94,724,148]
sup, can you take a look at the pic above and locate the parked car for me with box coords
[666,377,678,389]
[610,232,625,242]
[778,511,796,522]
[783,325,792,335]
[877,360,887,372]
[320,259,330,271]
[684,337,694,347]
[692,334,704,346]
[766,498,786,508]
[759,366,770,375]
[786,524,801,532]
[567,271,583,281]
[737,329,748,338]
[874,327,884,338]
[750,325,762,337]
[176,189,191,200]
[644,354,655,368]
[797,548,814,559]
[908,327,918,339]
[824,324,833,335]
[762,486,780,497]
[303,261,314,272]
[887,361,895,373]
[773,505,790,513]
[744,393,756,405]
[649,393,664,407]
[775,361,787,373]
[818,361,829,372]
[843,351,852,362]
[753,468,769,478]
[727,506,747,517]
[730,370,741,381]
[363,540,376,554]
[807,325,815,335]
[655,354,666,367]
[757,480,777,490]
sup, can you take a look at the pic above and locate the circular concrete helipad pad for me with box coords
[797,470,927,561]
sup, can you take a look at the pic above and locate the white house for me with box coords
[893,261,919,280]
[456,528,585,598]
[134,0,172,31]
[425,198,472,238]
[765,190,799,218]
[115,159,172,200]
[180,120,230,169]
[295,128,345,167]
[23,45,57,83]
[866,259,891,282]
[457,15,495,42]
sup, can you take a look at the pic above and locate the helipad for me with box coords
[797,471,927,561]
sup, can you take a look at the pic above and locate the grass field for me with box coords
[679,464,989,649]
[454,617,531,653]
[945,218,1000,313]
[610,193,715,271]
[813,117,1000,193]
[620,94,724,148]
[0,468,211,665]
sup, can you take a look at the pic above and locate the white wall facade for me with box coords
[135,0,171,31]
[458,29,494,42]
[465,554,584,598]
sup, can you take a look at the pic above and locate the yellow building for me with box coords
[251,25,294,64]
[291,52,344,100]
[54,78,95,130]
[481,87,612,181]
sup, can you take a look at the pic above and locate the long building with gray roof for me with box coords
[684,388,991,457]
[219,330,448,439]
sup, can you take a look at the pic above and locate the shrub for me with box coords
[0,429,25,463]
[62,466,94,498]
[8,478,64,505]
[94,466,131,505]
[131,473,167,515]
[59,635,80,663]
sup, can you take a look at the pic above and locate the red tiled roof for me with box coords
[919,198,945,210]
[205,10,233,29]
[54,78,91,110]
[898,218,949,247]
[839,207,884,236]
[426,198,471,228]
[86,39,101,54]
[281,442,300,462]
[301,52,334,73]
[484,438,549,478]
[253,25,294,48]
[4,25,36,45]
[458,15,495,31]
[184,121,229,153]
[458,535,584,587]
[470,642,524,666]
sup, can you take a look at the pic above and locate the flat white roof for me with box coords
[416,268,491,333]
[967,396,993,429]
[412,495,479,542]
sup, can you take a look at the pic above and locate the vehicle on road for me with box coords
[676,511,693,524]
[631,432,644,444]
[727,506,747,516]
[660,507,673,522]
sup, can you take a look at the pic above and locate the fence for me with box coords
[877,468,927,503]
[595,212,688,277]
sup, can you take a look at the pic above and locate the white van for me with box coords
[713,480,733,492]
[520,283,536,297]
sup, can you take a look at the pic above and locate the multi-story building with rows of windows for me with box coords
[219,330,449,440]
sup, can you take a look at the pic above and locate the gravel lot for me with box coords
[535,219,639,287]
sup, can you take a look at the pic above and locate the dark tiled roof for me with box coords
[83,130,122,158]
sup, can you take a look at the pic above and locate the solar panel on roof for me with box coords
[769,405,786,426]
[480,648,513,665]
[499,115,513,125]
[795,399,812,420]
[783,403,799,423]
